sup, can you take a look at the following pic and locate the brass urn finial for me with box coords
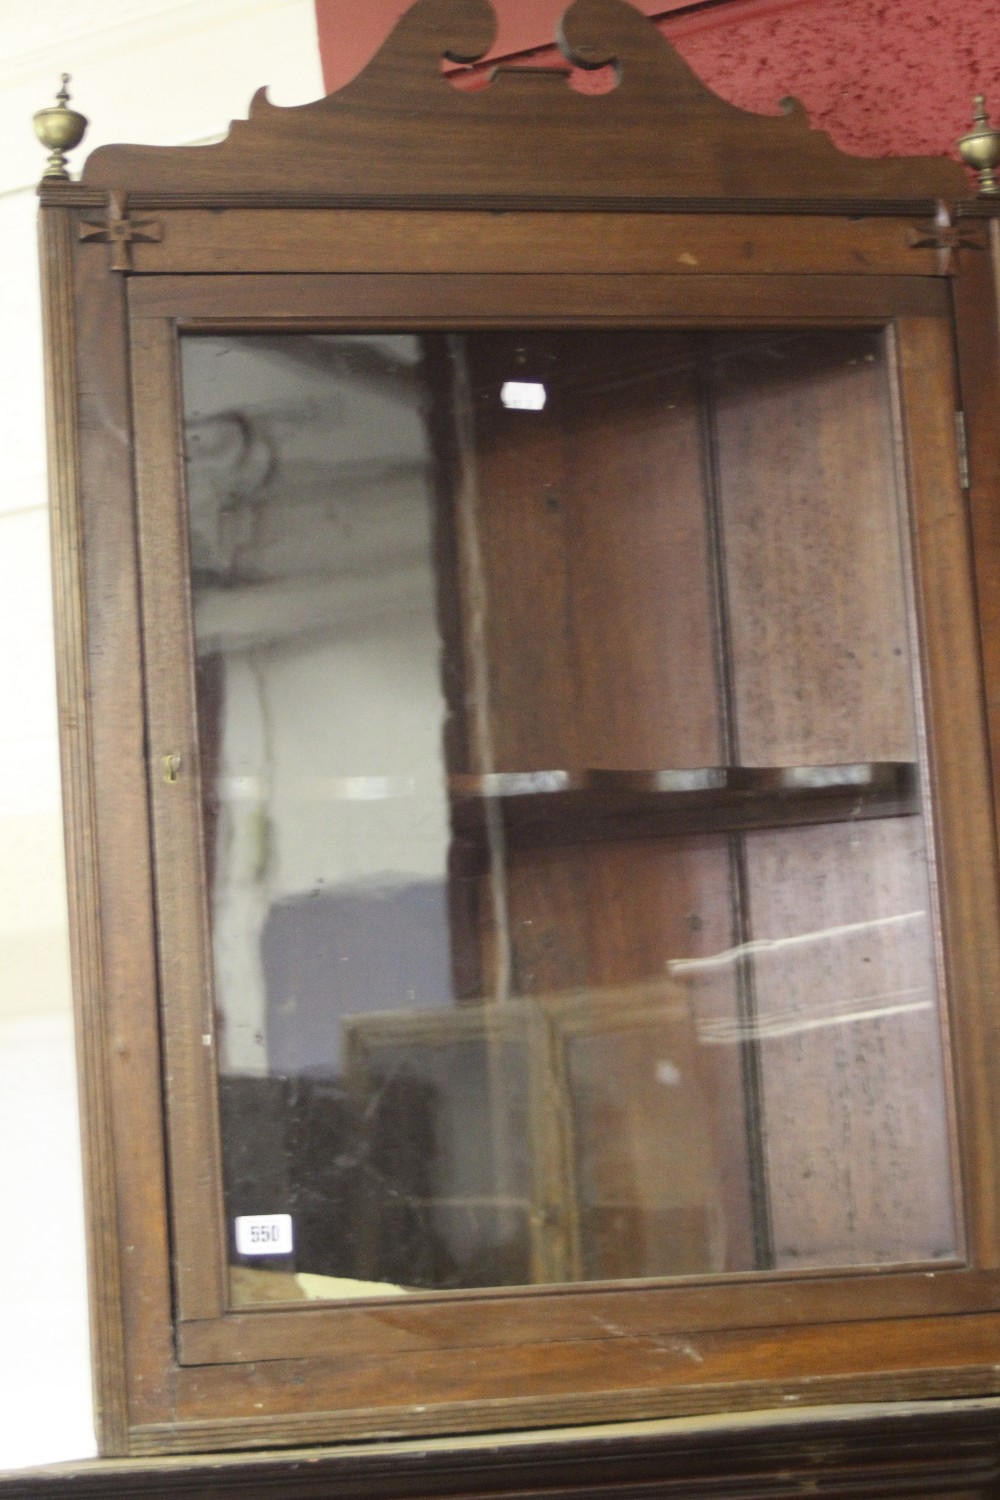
[33,74,88,181]
[958,93,1000,196]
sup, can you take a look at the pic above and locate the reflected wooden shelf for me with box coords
[449,762,918,848]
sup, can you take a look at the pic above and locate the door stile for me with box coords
[889,313,1000,1273]
[128,308,229,1324]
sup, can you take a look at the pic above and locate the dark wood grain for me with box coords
[127,270,951,326]
[105,210,947,277]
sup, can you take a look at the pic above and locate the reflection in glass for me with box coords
[179,329,958,1306]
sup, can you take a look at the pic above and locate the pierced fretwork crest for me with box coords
[79,0,969,205]
[79,189,162,271]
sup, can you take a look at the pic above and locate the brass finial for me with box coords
[958,93,1000,196]
[33,74,88,181]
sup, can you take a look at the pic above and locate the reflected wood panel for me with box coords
[499,835,754,1275]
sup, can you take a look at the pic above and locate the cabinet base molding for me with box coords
[6,1401,1000,1498]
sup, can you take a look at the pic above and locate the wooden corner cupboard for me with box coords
[33,0,1000,1485]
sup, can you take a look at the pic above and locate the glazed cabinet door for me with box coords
[120,266,1000,1446]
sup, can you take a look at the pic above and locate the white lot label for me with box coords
[500,380,547,411]
[234,1213,294,1256]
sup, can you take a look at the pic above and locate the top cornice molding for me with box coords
[78,0,970,205]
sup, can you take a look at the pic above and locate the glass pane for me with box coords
[179,328,957,1305]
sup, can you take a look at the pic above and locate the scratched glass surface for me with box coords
[179,329,958,1307]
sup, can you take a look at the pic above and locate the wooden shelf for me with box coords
[449,762,918,849]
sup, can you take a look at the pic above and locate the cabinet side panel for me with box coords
[40,207,129,1456]
[43,213,180,1446]
[952,230,1000,879]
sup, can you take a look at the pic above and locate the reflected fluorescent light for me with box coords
[218,773,424,801]
[695,988,933,1044]
[667,910,925,974]
[500,380,547,411]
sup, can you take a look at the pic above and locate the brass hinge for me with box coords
[955,410,971,490]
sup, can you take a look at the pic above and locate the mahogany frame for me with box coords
[36,0,1000,1462]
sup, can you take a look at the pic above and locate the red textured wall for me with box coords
[665,0,1000,160]
[314,0,1000,166]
